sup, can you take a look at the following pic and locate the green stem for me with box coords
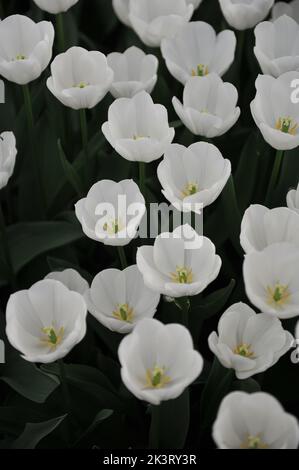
[139,161,146,197]
[22,84,46,217]
[56,13,65,52]
[58,359,72,444]
[174,296,190,328]
[265,149,284,205]
[0,202,16,290]
[117,246,127,270]
[149,405,160,449]
[79,108,89,186]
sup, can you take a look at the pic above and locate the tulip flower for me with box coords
[6,279,87,363]
[0,132,17,191]
[218,0,274,31]
[213,391,299,449]
[243,242,299,319]
[118,318,203,405]
[173,74,240,137]
[75,179,145,247]
[254,16,299,78]
[112,0,131,27]
[208,302,293,380]
[102,91,175,163]
[157,142,231,212]
[85,265,160,334]
[45,269,89,295]
[107,46,158,99]
[287,182,299,215]
[137,224,221,298]
[251,72,299,150]
[128,0,194,47]
[47,47,114,110]
[0,15,54,85]
[161,21,236,85]
[272,0,299,21]
[240,205,299,253]
[187,0,202,8]
[33,0,79,14]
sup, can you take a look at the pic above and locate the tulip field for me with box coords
[1,0,299,453]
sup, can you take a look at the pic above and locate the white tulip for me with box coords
[243,242,299,319]
[128,0,194,47]
[107,46,158,99]
[75,179,145,246]
[45,269,89,295]
[251,72,299,150]
[137,224,221,298]
[254,15,299,78]
[173,73,240,137]
[112,0,131,27]
[118,318,203,405]
[0,15,54,85]
[161,22,236,85]
[0,132,17,190]
[6,279,87,364]
[219,0,274,31]
[102,91,175,163]
[240,204,299,253]
[287,182,299,215]
[213,391,299,449]
[187,0,202,8]
[85,265,160,334]
[157,142,231,212]
[33,0,79,14]
[47,47,113,110]
[208,302,293,380]
[272,0,299,21]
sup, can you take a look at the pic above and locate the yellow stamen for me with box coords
[191,64,209,77]
[14,54,26,61]
[132,135,149,140]
[266,283,291,308]
[240,435,268,449]
[74,81,89,89]
[275,117,298,135]
[145,365,171,389]
[181,182,199,198]
[103,219,124,235]
[41,326,64,349]
[113,303,134,323]
[234,343,254,358]
[170,266,193,284]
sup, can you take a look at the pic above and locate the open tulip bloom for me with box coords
[112,0,131,27]
[272,0,299,21]
[107,46,158,99]
[0,15,54,85]
[157,142,231,212]
[85,265,160,334]
[75,179,145,246]
[6,279,87,363]
[254,15,299,78]
[128,0,194,48]
[240,204,299,253]
[33,0,79,14]
[251,72,299,150]
[243,242,299,319]
[102,91,175,162]
[137,224,221,298]
[287,182,299,215]
[173,73,240,138]
[213,391,299,449]
[47,47,114,110]
[45,268,89,295]
[0,131,17,190]
[208,302,293,380]
[161,21,236,85]
[219,0,274,31]
[118,318,203,405]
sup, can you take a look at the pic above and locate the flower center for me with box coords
[241,435,268,449]
[113,303,134,322]
[181,182,199,198]
[145,365,171,389]
[234,343,254,358]
[275,117,298,135]
[170,266,193,284]
[14,54,26,61]
[74,81,89,89]
[191,64,209,77]
[266,282,290,308]
[132,135,148,140]
[103,218,124,235]
[41,326,64,349]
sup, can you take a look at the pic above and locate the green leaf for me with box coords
[73,409,113,448]
[11,415,66,449]
[232,378,261,393]
[57,138,83,196]
[191,279,236,318]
